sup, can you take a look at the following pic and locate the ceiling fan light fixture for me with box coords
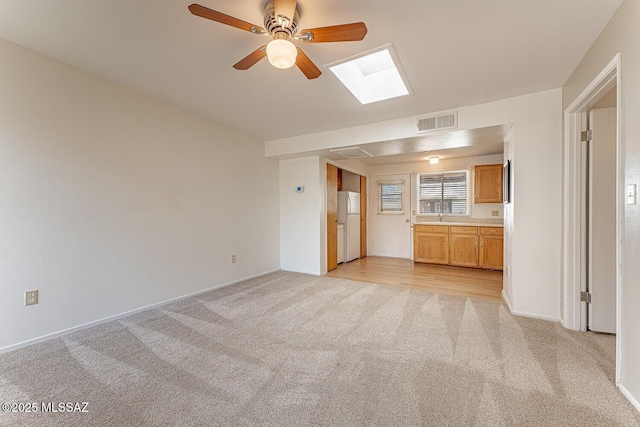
[266,39,297,69]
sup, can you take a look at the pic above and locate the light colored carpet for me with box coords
[1,271,639,426]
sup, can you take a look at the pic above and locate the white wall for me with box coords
[0,38,280,351]
[563,0,640,409]
[367,154,505,221]
[507,89,563,321]
[279,156,323,275]
[341,170,361,193]
[502,129,514,308]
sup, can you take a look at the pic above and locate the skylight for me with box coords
[329,45,411,105]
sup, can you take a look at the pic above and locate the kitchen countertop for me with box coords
[413,221,503,227]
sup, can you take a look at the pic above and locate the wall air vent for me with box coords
[330,147,374,159]
[416,112,458,134]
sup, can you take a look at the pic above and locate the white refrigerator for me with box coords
[337,191,361,262]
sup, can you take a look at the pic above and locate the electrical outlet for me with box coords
[491,210,499,217]
[25,290,39,306]
[505,267,509,277]
[627,184,636,205]
[231,255,236,264]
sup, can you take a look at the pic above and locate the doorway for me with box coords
[587,105,617,333]
[563,54,621,382]
[368,174,412,258]
[326,163,368,271]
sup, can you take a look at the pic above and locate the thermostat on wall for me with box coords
[296,186,305,193]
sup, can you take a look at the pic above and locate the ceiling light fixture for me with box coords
[429,156,440,165]
[266,39,297,69]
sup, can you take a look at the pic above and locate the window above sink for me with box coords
[416,170,470,216]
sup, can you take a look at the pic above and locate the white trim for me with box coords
[0,269,280,355]
[561,53,622,384]
[501,289,513,311]
[510,309,561,323]
[500,289,559,322]
[619,383,640,413]
[614,76,623,387]
[281,267,322,276]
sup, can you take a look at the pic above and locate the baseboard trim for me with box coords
[0,269,280,355]
[501,289,513,311]
[510,309,561,323]
[500,290,560,322]
[280,267,321,276]
[618,383,640,413]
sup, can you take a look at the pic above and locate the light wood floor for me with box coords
[327,256,504,302]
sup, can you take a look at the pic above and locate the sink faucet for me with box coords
[438,213,447,222]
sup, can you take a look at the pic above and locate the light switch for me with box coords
[627,184,636,205]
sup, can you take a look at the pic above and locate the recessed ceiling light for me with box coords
[328,44,412,105]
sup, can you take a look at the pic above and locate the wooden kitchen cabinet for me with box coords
[449,226,479,268]
[414,224,503,270]
[414,225,449,264]
[474,164,503,203]
[479,227,504,270]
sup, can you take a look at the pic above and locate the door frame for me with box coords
[562,53,622,382]
[369,173,412,259]
[324,160,368,273]
[326,163,338,271]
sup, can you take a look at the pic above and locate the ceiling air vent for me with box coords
[416,112,458,134]
[330,147,374,159]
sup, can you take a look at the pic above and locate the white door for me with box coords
[588,107,617,333]
[368,174,411,258]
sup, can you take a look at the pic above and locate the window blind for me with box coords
[417,171,469,215]
[378,182,404,213]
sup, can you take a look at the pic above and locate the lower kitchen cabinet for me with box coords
[479,226,504,270]
[414,224,503,270]
[414,225,449,264]
[449,226,479,268]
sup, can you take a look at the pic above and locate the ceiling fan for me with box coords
[188,0,368,79]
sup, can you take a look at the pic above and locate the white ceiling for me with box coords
[0,0,623,159]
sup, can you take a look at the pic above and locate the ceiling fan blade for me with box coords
[188,4,266,34]
[295,48,321,79]
[233,46,267,70]
[274,0,298,25]
[299,22,367,43]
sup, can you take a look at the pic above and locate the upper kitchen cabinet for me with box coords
[474,164,503,203]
